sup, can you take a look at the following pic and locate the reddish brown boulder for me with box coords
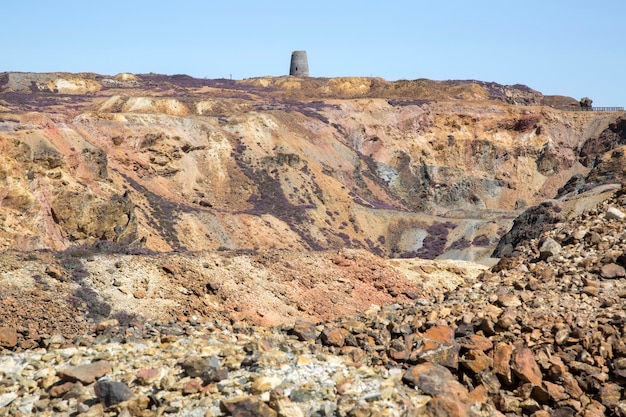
[183,379,202,395]
[421,396,470,417]
[320,327,351,347]
[136,368,161,386]
[583,400,607,417]
[48,381,75,398]
[600,263,626,279]
[493,342,514,385]
[511,345,542,386]
[0,327,18,348]
[221,397,277,417]
[402,362,469,403]
[495,391,521,414]
[541,381,568,402]
[458,333,493,352]
[561,373,584,398]
[411,326,459,369]
[461,349,492,374]
[290,320,319,341]
[598,383,622,409]
[58,361,112,384]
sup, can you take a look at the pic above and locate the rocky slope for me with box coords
[0,179,625,417]
[2,72,626,416]
[1,72,623,262]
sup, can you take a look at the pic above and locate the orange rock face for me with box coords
[0,72,621,263]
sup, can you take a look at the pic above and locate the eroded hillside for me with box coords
[0,72,624,263]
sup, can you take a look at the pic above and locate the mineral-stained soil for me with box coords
[1,72,624,262]
[1,73,626,416]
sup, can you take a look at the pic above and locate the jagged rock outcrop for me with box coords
[579,116,626,168]
[2,72,626,417]
[1,72,625,260]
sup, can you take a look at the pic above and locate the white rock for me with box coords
[606,207,625,221]
[0,392,18,408]
[251,376,282,394]
[18,394,40,415]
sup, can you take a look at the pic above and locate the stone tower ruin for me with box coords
[289,51,309,77]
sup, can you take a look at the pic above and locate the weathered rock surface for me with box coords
[1,72,624,262]
[2,73,626,416]
[0,190,625,415]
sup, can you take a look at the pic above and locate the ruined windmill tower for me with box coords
[289,51,309,77]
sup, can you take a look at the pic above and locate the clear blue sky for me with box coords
[4,1,624,105]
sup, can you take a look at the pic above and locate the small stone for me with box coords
[133,289,147,299]
[290,320,319,341]
[47,333,66,348]
[124,396,150,414]
[583,400,607,417]
[606,207,625,220]
[251,376,282,394]
[0,392,18,408]
[34,399,50,412]
[520,398,541,414]
[528,277,542,291]
[539,237,561,260]
[497,309,518,329]
[48,381,75,398]
[221,397,277,417]
[511,345,542,386]
[0,326,18,348]
[495,392,521,413]
[58,361,112,384]
[402,362,469,403]
[268,392,305,417]
[320,327,351,347]
[600,263,626,279]
[180,356,221,378]
[20,339,40,349]
[76,402,90,414]
[94,380,134,408]
[96,319,119,333]
[530,384,550,403]
[554,328,570,345]
[598,383,622,408]
[582,286,599,296]
[412,325,459,370]
[136,368,162,385]
[461,349,492,374]
[478,317,496,336]
[421,396,470,417]
[493,342,514,385]
[477,371,501,394]
[562,373,584,398]
[45,265,65,280]
[202,367,229,384]
[183,378,202,395]
[458,334,493,352]
[542,381,568,402]
[497,293,521,308]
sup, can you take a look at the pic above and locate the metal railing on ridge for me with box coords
[555,106,624,112]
